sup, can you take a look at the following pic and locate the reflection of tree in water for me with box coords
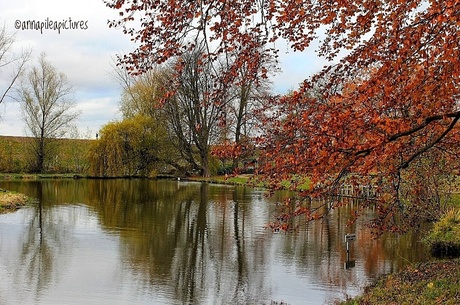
[87,180,273,304]
[0,179,433,303]
[168,184,262,304]
[18,201,53,299]
[273,197,431,300]
[171,184,207,303]
[6,182,75,303]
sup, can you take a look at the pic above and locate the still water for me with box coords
[0,179,430,304]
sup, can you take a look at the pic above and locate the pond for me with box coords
[0,179,431,304]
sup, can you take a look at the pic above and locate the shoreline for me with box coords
[339,258,460,304]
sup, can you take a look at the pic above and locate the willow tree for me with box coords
[92,65,177,177]
[113,64,202,176]
[106,0,460,231]
[19,54,80,173]
[88,115,171,177]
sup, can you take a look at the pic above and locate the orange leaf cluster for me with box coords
[106,0,460,232]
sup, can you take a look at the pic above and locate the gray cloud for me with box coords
[0,0,132,136]
[0,0,323,137]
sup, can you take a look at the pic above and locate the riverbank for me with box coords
[185,174,311,191]
[0,189,29,212]
[339,258,460,304]
[186,174,255,186]
[0,173,85,180]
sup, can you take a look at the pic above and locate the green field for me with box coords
[0,136,93,174]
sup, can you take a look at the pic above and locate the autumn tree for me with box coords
[18,54,80,173]
[0,24,30,107]
[106,1,460,231]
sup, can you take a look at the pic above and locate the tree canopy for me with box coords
[106,0,460,231]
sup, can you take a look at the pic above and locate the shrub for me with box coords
[424,208,460,257]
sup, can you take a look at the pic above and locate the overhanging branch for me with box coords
[399,114,460,169]
[388,111,460,142]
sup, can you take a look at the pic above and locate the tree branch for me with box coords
[388,111,460,142]
[399,114,460,169]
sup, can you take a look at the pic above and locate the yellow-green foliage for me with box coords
[0,191,29,211]
[450,193,460,207]
[425,208,460,246]
[87,115,173,177]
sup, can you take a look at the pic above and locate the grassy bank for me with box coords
[0,190,30,212]
[340,259,460,305]
[0,173,83,180]
[186,174,311,191]
[187,174,256,186]
[424,207,460,257]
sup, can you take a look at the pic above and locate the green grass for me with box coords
[423,207,460,257]
[189,174,312,191]
[279,176,311,191]
[0,173,84,180]
[190,175,254,186]
[225,176,251,184]
[0,135,92,174]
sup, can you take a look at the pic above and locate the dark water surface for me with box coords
[0,179,430,304]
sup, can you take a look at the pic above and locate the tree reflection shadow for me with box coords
[5,181,75,303]
[86,180,273,304]
[0,179,433,304]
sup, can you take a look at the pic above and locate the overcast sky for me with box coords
[0,0,324,138]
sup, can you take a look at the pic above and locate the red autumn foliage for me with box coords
[106,0,460,233]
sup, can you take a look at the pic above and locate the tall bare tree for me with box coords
[163,48,231,177]
[225,54,274,169]
[18,53,80,173]
[0,24,30,107]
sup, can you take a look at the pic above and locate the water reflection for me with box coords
[0,179,431,304]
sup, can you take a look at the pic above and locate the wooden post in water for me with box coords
[344,233,356,269]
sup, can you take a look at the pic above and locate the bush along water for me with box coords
[424,208,460,258]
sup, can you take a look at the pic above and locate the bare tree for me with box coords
[163,48,231,177]
[18,53,80,173]
[226,57,274,169]
[0,24,30,107]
